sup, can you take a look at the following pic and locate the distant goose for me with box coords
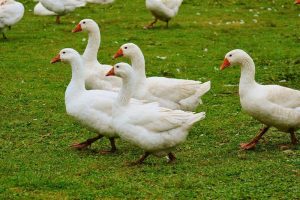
[38,0,86,23]
[0,0,24,39]
[145,0,183,29]
[34,2,57,16]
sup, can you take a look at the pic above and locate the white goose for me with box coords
[114,43,211,111]
[106,62,205,164]
[145,0,183,29]
[221,49,300,150]
[50,48,123,153]
[0,0,24,39]
[39,0,86,23]
[72,19,121,90]
[86,0,114,4]
[34,2,56,16]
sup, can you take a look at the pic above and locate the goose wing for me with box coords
[125,103,199,132]
[264,85,300,108]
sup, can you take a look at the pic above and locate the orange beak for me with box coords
[106,67,115,76]
[295,0,300,4]
[72,24,82,33]
[51,54,61,64]
[220,58,231,70]
[113,48,123,59]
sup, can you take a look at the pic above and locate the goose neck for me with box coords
[65,57,86,101]
[240,57,256,86]
[117,75,135,107]
[130,51,146,80]
[82,28,100,62]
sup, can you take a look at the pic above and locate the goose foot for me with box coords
[279,144,293,150]
[128,152,150,166]
[99,149,116,154]
[71,135,103,150]
[240,142,257,150]
[99,137,117,154]
[144,18,157,29]
[143,24,154,29]
[99,138,117,154]
[240,126,270,150]
[71,142,90,150]
[167,152,176,164]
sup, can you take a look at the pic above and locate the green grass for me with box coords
[0,0,299,199]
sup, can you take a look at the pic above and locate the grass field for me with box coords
[0,0,299,199]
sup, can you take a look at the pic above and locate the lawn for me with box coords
[0,0,299,199]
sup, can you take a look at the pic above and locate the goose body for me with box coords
[239,84,300,132]
[72,19,121,91]
[0,0,24,39]
[114,43,211,111]
[221,49,300,149]
[39,0,86,23]
[50,48,128,153]
[145,0,183,28]
[107,63,205,164]
[34,2,57,16]
[86,0,114,4]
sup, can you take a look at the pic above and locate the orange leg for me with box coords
[71,135,103,150]
[240,126,270,150]
[56,16,60,24]
[290,131,298,145]
[129,152,150,166]
[144,18,158,29]
[99,137,117,154]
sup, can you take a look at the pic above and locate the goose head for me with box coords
[72,19,99,33]
[51,48,80,64]
[220,49,251,70]
[113,43,140,59]
[106,62,134,79]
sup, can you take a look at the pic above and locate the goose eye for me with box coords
[124,47,127,49]
[229,54,232,57]
[62,52,66,54]
[83,21,86,24]
[116,66,119,68]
